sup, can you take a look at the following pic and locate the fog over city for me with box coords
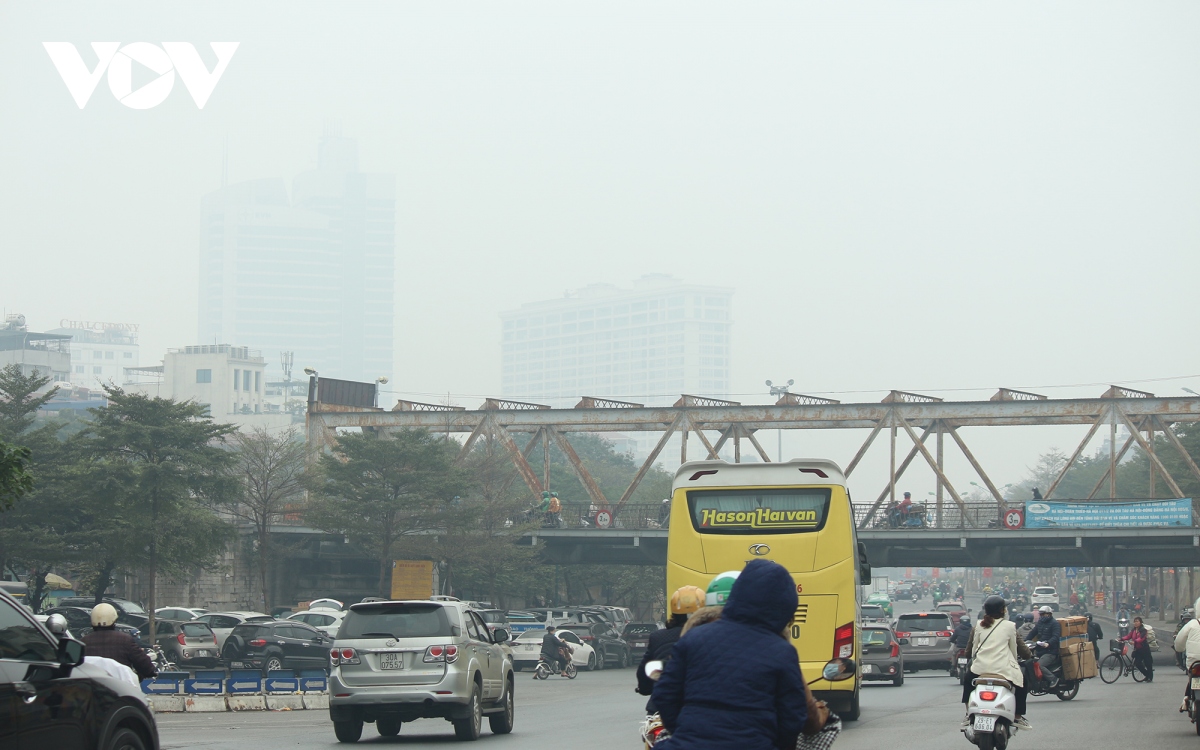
[4,1,1200,487]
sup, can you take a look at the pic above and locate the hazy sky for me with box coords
[3,2,1199,491]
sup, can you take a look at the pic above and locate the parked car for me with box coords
[475,609,511,636]
[860,604,890,624]
[893,612,955,671]
[511,627,599,671]
[0,588,161,750]
[55,596,148,628]
[578,605,633,631]
[150,619,220,668]
[860,624,904,686]
[155,606,208,621]
[622,622,663,660]
[221,619,332,675]
[1031,586,1060,611]
[560,622,631,668]
[194,611,274,650]
[43,605,148,645]
[307,598,344,611]
[328,599,515,742]
[288,609,347,638]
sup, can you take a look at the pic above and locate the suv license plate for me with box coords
[974,716,996,732]
[379,653,404,670]
[917,638,929,646]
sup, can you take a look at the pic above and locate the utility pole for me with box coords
[766,379,794,462]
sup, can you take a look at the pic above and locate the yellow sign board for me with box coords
[391,560,434,600]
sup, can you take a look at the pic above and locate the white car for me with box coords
[511,628,599,671]
[288,609,347,638]
[155,606,208,621]
[194,611,274,650]
[307,598,344,611]
[1031,587,1060,611]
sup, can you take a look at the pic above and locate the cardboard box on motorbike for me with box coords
[1060,641,1097,680]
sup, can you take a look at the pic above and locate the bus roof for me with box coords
[672,459,846,488]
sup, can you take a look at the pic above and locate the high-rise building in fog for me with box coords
[500,275,733,406]
[198,135,395,382]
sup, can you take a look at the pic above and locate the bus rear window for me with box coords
[687,488,831,534]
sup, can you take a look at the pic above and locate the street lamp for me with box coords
[375,376,389,408]
[303,367,317,377]
[766,379,794,462]
[1185,388,1199,397]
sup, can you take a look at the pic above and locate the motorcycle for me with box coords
[950,648,968,680]
[1068,602,1087,617]
[1184,662,1200,735]
[1023,647,1079,701]
[534,654,576,680]
[1117,614,1131,639]
[1177,609,1195,671]
[962,676,1018,750]
[147,644,176,673]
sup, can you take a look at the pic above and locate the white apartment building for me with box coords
[127,345,268,419]
[0,314,72,382]
[46,321,139,390]
[500,275,733,407]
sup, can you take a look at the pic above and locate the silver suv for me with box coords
[328,600,515,743]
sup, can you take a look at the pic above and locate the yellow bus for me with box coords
[665,458,869,720]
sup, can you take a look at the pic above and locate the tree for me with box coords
[306,429,465,597]
[0,364,59,442]
[225,427,307,611]
[83,388,237,632]
[0,440,32,512]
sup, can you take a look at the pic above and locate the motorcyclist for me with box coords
[961,595,1033,731]
[81,603,157,680]
[1030,606,1061,687]
[636,585,706,711]
[1174,598,1200,713]
[951,614,973,650]
[1086,613,1103,661]
[652,559,807,750]
[537,625,569,677]
[1117,607,1131,638]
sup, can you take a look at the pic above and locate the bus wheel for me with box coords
[843,687,861,721]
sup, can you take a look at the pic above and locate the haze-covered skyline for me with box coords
[4,1,1200,489]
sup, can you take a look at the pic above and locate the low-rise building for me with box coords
[0,314,71,381]
[46,320,139,390]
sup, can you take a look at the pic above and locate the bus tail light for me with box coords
[833,622,854,659]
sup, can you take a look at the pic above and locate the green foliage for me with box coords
[0,440,33,512]
[306,429,466,597]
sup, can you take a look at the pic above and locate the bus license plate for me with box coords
[917,638,929,646]
[974,716,996,732]
[379,653,404,670]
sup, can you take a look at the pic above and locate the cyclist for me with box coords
[1120,616,1153,682]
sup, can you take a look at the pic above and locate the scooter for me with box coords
[1184,662,1200,735]
[962,676,1018,750]
[951,648,968,679]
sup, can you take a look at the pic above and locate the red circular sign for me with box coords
[1002,508,1025,530]
[594,510,613,529]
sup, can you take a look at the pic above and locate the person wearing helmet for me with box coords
[1030,605,1061,687]
[705,570,739,607]
[1085,613,1103,661]
[652,560,807,750]
[950,614,973,650]
[960,596,1033,731]
[636,585,706,710]
[1174,598,1200,712]
[82,603,157,680]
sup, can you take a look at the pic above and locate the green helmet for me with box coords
[706,570,740,606]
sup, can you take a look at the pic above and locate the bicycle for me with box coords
[534,655,577,680]
[1099,639,1148,684]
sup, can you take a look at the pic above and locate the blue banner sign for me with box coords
[1025,499,1193,528]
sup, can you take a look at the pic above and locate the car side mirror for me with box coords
[857,541,871,582]
[493,628,509,643]
[46,613,68,637]
[58,638,86,668]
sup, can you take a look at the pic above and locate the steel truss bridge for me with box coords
[310,383,1200,512]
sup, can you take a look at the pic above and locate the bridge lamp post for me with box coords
[766,379,794,462]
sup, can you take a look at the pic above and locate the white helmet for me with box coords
[90,603,118,627]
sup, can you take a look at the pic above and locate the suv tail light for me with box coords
[331,647,359,665]
[177,633,187,646]
[833,622,854,659]
[248,638,267,648]
[423,645,459,663]
[936,631,953,638]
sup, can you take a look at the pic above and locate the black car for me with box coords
[622,622,663,660]
[221,619,333,675]
[0,588,161,750]
[55,597,147,625]
[44,607,148,646]
[561,621,631,668]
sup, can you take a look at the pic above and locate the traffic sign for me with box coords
[300,676,328,692]
[225,677,262,694]
[140,678,181,694]
[1065,567,1077,579]
[594,509,613,529]
[983,567,993,578]
[264,676,299,693]
[1002,508,1025,530]
[183,678,223,694]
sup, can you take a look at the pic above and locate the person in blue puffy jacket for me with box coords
[652,559,807,750]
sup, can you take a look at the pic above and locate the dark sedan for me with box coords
[622,622,663,660]
[560,621,632,668]
[860,624,904,686]
[1,588,161,750]
[43,606,148,646]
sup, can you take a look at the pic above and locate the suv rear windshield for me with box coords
[687,488,831,534]
[340,603,453,639]
[896,614,951,632]
[182,623,212,637]
[861,605,886,616]
[1034,588,1055,595]
[229,624,271,640]
[624,623,657,635]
